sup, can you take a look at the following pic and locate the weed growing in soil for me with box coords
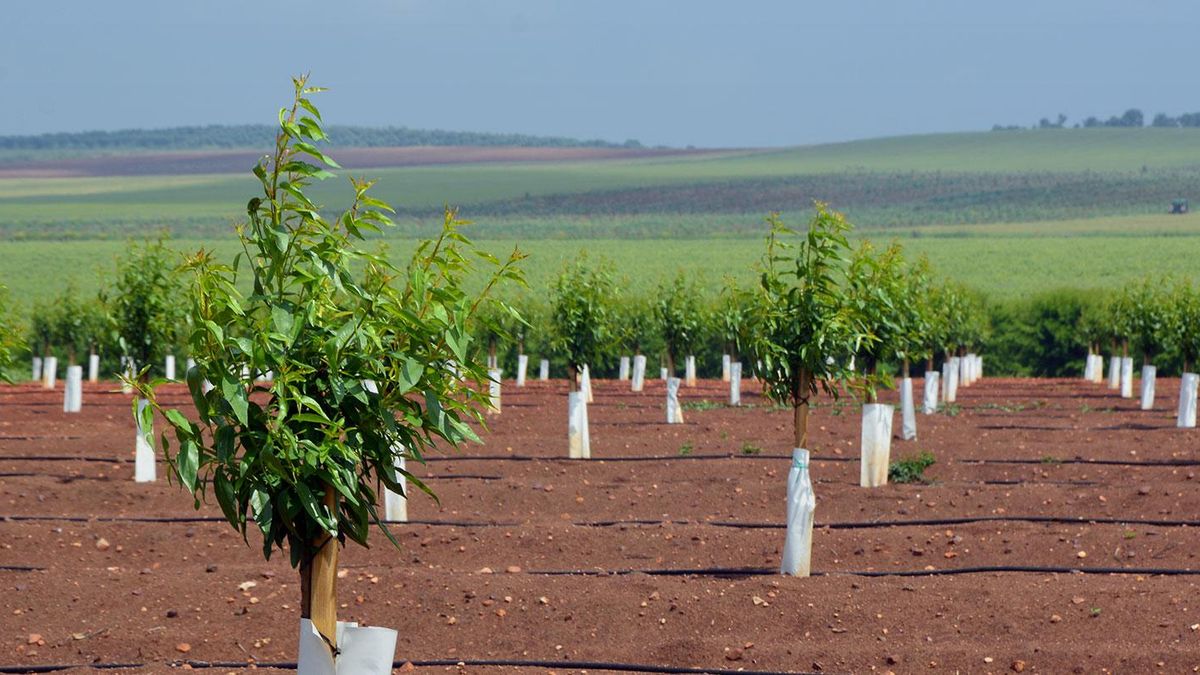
[741,442,763,455]
[679,441,694,456]
[1040,455,1063,464]
[683,399,723,411]
[888,451,937,484]
[941,403,962,417]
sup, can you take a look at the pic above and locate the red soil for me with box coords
[2,375,1199,673]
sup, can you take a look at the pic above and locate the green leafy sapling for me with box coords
[749,205,871,449]
[131,77,525,656]
[654,272,702,378]
[550,256,615,390]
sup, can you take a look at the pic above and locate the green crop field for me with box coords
[3,127,1200,306]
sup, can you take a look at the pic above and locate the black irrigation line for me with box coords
[5,513,1199,531]
[965,457,1200,467]
[0,565,44,572]
[526,564,1200,578]
[0,659,823,675]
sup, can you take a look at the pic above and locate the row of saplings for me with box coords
[0,81,989,673]
[1078,276,1200,426]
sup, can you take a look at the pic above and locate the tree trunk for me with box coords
[793,368,812,449]
[567,364,578,392]
[902,359,910,378]
[666,350,676,378]
[1122,341,1129,358]
[300,486,339,652]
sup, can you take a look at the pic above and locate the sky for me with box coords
[4,0,1199,148]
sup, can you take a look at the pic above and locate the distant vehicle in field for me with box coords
[1171,199,1189,214]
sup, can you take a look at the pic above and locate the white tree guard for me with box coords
[660,367,669,380]
[581,364,593,403]
[666,377,684,424]
[88,353,100,383]
[943,358,960,403]
[538,359,549,381]
[1120,357,1134,398]
[959,354,971,387]
[685,355,696,386]
[618,356,630,381]
[134,397,156,482]
[922,371,940,414]
[780,448,815,577]
[487,368,502,414]
[899,377,916,441]
[729,362,742,406]
[165,354,176,381]
[860,403,894,487]
[1140,364,1156,410]
[567,391,590,459]
[298,619,397,675]
[42,356,57,389]
[1083,353,1095,381]
[31,356,42,382]
[631,355,645,391]
[1108,356,1120,389]
[63,365,82,413]
[721,354,731,382]
[1178,373,1198,428]
[384,452,407,522]
[516,354,528,387]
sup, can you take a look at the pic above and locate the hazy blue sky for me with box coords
[4,0,1199,147]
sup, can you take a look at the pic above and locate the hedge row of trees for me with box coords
[992,108,1200,131]
[0,124,640,153]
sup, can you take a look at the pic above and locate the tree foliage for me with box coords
[132,77,525,574]
[0,285,19,382]
[654,271,703,374]
[105,235,185,374]
[550,256,614,387]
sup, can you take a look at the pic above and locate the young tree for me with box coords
[49,283,107,366]
[845,241,907,403]
[550,256,614,390]
[1172,279,1200,374]
[715,276,752,364]
[749,205,868,449]
[654,272,702,378]
[1125,277,1172,366]
[106,235,184,379]
[132,77,524,662]
[0,284,19,381]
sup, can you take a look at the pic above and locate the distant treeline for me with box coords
[0,124,644,153]
[993,108,1200,131]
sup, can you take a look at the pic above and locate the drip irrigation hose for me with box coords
[524,564,1200,578]
[0,565,44,572]
[5,513,1197,530]
[0,659,822,675]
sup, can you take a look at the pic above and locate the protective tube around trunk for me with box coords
[538,359,549,381]
[1140,365,1156,410]
[944,358,960,403]
[1120,357,1134,398]
[298,618,398,675]
[567,391,590,459]
[384,452,407,522]
[666,377,684,424]
[581,364,594,403]
[631,355,646,392]
[165,355,176,381]
[685,355,696,386]
[121,358,134,394]
[516,354,528,387]
[729,362,742,406]
[899,378,916,441]
[1084,353,1094,381]
[64,365,82,413]
[780,448,814,577]
[487,368,502,414]
[660,367,668,380]
[619,356,630,381]
[860,403,894,487]
[31,356,41,382]
[959,355,971,387]
[1108,356,1120,389]
[42,356,57,389]
[721,354,731,382]
[1178,373,1198,428]
[922,371,940,415]
[88,354,100,383]
[134,398,156,482]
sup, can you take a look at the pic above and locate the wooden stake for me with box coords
[302,486,339,652]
